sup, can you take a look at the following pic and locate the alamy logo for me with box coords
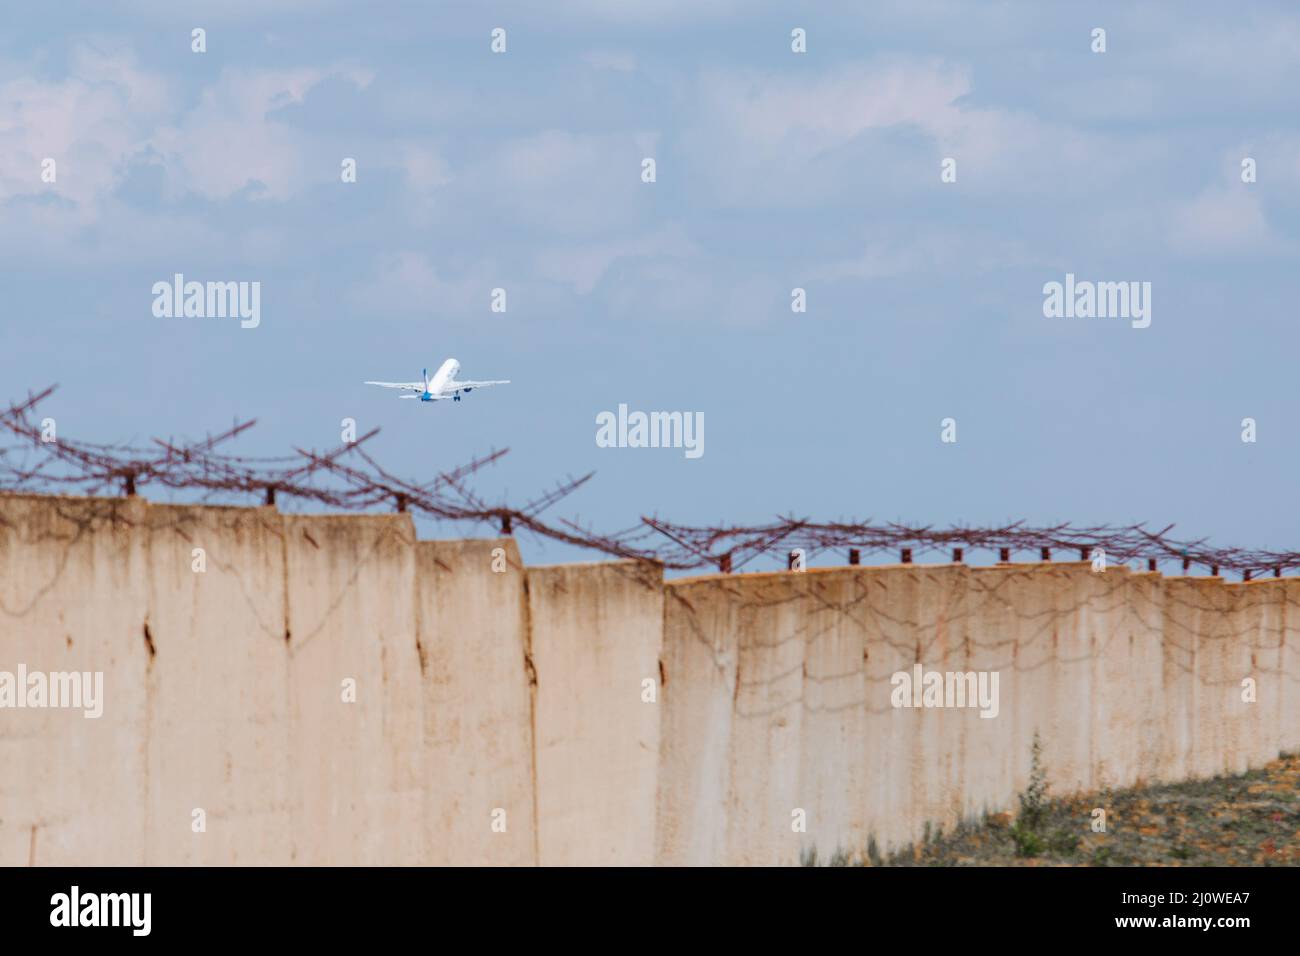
[0,665,103,718]
[152,273,261,328]
[890,664,1000,718]
[50,886,151,936]
[1042,273,1150,329]
[595,404,704,459]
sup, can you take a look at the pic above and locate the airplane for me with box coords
[365,358,510,403]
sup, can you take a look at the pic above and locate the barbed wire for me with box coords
[0,384,594,549]
[2,384,1294,578]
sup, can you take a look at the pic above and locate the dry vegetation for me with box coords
[881,750,1300,867]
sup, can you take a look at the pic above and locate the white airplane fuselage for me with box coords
[364,357,508,403]
[422,358,459,401]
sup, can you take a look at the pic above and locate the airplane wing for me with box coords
[364,381,425,391]
[450,379,510,391]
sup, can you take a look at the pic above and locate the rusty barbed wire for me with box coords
[0,384,591,548]
[2,385,1296,578]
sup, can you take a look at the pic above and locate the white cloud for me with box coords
[680,60,981,205]
[1170,187,1272,254]
[150,66,369,201]
[0,46,170,207]
[581,50,638,73]
[547,0,745,25]
[812,228,1040,281]
[475,129,658,235]
[352,251,496,319]
[533,226,697,294]
[0,49,375,211]
[717,60,968,148]
[1164,147,1298,256]
[119,0,351,22]
[681,59,1170,207]
[1235,135,1300,192]
[398,144,453,220]
[601,258,786,327]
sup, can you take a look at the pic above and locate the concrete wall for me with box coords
[2,493,1298,865]
[0,495,150,865]
[416,537,535,865]
[656,562,1300,865]
[282,512,424,864]
[143,502,290,865]
[0,496,545,865]
[527,561,663,865]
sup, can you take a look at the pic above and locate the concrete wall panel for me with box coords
[416,537,536,865]
[0,495,150,865]
[526,561,663,866]
[141,504,290,865]
[283,513,423,865]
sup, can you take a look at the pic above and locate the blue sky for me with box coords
[2,1,1298,568]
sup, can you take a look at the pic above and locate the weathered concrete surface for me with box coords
[1279,581,1300,766]
[142,504,290,865]
[654,577,742,866]
[3,493,1299,865]
[0,496,544,866]
[417,538,536,865]
[526,561,663,865]
[283,513,423,865]
[0,495,150,866]
[657,562,1300,865]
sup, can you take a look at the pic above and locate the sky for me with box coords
[2,1,1298,569]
